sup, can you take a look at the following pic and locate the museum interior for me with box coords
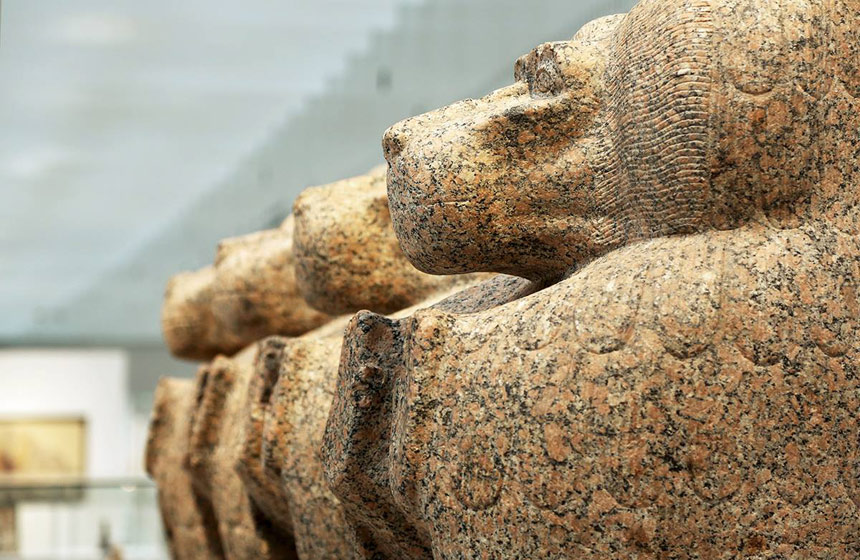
[4,0,860,558]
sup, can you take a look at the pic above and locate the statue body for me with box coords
[145,378,225,559]
[150,0,860,554]
[185,347,300,560]
[324,0,860,557]
[150,167,500,559]
[238,322,355,560]
[235,169,501,559]
[378,224,859,558]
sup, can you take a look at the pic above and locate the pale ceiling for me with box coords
[0,0,420,338]
[0,0,635,345]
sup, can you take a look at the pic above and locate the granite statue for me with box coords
[292,166,474,315]
[149,167,502,559]
[154,216,332,558]
[185,348,301,559]
[145,378,225,559]
[234,168,500,558]
[323,1,860,558]
[161,215,331,361]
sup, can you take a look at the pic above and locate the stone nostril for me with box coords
[382,124,406,161]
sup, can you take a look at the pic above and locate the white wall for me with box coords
[0,348,133,477]
[0,349,168,557]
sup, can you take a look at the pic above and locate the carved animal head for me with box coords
[384,0,860,281]
[292,166,479,315]
[210,216,331,347]
[161,266,225,361]
[161,218,331,362]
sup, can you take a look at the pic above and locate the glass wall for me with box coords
[1,479,166,559]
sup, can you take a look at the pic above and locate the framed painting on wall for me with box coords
[0,417,86,481]
[0,417,86,553]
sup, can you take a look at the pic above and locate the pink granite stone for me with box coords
[322,0,860,557]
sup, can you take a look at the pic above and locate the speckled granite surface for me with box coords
[292,166,484,316]
[150,166,510,558]
[328,227,859,558]
[184,347,300,560]
[323,275,535,559]
[210,216,332,349]
[145,378,224,559]
[322,0,860,557]
[237,321,354,559]
[217,167,500,558]
[161,216,331,362]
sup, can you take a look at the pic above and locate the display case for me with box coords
[0,478,167,560]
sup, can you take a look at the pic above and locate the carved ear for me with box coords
[236,336,296,535]
[185,358,236,493]
[145,377,177,477]
[322,310,432,559]
[237,336,286,489]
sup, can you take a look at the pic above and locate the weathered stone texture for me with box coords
[241,278,527,559]
[292,166,481,316]
[157,163,496,559]
[145,378,224,559]
[323,0,860,557]
[211,215,331,347]
[162,217,331,361]
[322,275,536,559]
[236,317,354,559]
[331,227,859,558]
[186,346,299,560]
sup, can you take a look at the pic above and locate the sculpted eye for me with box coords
[530,57,564,97]
[731,73,775,96]
[735,81,774,96]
